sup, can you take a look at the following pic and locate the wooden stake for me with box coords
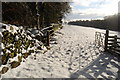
[47,31,50,46]
[113,35,117,48]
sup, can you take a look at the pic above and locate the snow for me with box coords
[1,24,120,78]
[0,23,19,34]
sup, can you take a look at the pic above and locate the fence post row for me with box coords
[104,30,109,52]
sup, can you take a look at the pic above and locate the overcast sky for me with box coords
[65,0,120,21]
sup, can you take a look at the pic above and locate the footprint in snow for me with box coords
[47,56,51,58]
[41,66,50,71]
[81,47,83,50]
[55,56,58,58]
[79,55,82,57]
[68,67,73,70]
[85,53,87,55]
[67,49,71,52]
[66,52,70,55]
[82,66,84,67]
[73,64,77,66]
[96,53,99,55]
[77,48,79,50]
[65,61,68,63]
[75,57,79,59]
[81,51,84,53]
[85,58,88,60]
[82,56,86,58]
[52,51,55,54]
[68,63,72,66]
[77,44,80,46]
[23,68,31,71]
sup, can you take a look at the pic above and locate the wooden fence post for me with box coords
[113,35,117,48]
[47,31,50,46]
[104,30,109,52]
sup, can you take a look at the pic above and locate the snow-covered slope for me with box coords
[1,24,120,79]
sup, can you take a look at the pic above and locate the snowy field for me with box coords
[1,25,120,79]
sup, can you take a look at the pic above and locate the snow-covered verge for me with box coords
[1,24,120,79]
[0,23,47,75]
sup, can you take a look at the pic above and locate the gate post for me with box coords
[104,30,109,52]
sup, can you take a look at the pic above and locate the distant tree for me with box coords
[118,13,120,31]
[104,14,118,30]
[68,14,120,31]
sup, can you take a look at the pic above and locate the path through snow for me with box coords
[1,25,120,78]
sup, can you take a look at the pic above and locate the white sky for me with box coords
[65,0,120,21]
